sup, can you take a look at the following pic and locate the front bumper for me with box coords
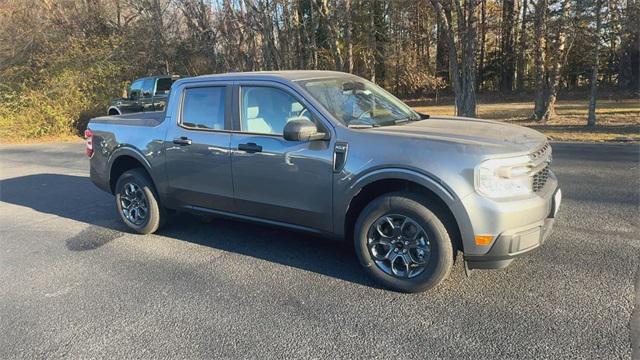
[463,186,562,270]
[464,217,555,269]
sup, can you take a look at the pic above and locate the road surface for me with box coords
[0,141,638,359]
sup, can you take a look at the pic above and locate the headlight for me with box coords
[475,156,533,198]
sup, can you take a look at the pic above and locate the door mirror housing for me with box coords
[283,117,327,141]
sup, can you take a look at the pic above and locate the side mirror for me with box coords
[418,112,430,119]
[283,117,327,141]
[130,90,140,100]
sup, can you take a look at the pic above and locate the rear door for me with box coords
[229,82,334,232]
[164,83,235,212]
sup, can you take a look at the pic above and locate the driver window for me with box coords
[129,80,143,99]
[240,86,310,135]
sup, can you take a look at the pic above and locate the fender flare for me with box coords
[106,106,122,116]
[337,167,475,247]
[107,146,154,188]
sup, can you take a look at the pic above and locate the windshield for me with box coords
[297,76,420,127]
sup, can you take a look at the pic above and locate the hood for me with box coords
[369,115,548,155]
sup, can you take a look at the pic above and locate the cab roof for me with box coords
[186,70,355,83]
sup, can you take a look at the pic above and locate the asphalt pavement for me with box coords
[0,141,638,359]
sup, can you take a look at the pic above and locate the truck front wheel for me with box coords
[115,169,164,234]
[354,192,454,293]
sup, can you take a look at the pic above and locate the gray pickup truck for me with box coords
[87,70,561,292]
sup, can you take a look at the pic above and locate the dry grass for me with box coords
[413,98,640,142]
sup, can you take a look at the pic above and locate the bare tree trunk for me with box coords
[461,0,478,117]
[587,0,603,126]
[310,1,318,69]
[478,0,486,91]
[345,0,353,73]
[539,0,572,121]
[435,0,461,109]
[435,9,449,81]
[115,0,121,29]
[516,0,528,91]
[500,0,516,92]
[321,0,342,70]
[532,0,547,120]
[369,1,376,81]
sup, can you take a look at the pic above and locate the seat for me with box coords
[245,106,272,133]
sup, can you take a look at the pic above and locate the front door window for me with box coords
[240,86,310,135]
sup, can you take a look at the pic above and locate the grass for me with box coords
[412,98,640,142]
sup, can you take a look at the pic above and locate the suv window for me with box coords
[156,78,174,94]
[141,78,155,97]
[181,87,226,130]
[240,86,309,135]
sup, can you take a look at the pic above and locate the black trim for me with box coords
[183,204,332,237]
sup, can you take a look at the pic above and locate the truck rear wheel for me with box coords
[115,169,164,234]
[354,192,454,293]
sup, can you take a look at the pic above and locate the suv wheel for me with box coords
[115,168,164,234]
[354,192,454,293]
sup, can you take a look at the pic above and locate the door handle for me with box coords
[238,142,262,153]
[173,136,192,145]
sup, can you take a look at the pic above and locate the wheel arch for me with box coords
[341,169,474,253]
[107,106,121,116]
[108,148,154,193]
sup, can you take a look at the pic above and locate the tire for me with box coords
[115,168,164,234]
[354,192,454,293]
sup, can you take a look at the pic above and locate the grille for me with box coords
[530,142,552,192]
[533,164,550,192]
[530,142,550,161]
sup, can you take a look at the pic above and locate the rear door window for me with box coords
[180,87,226,130]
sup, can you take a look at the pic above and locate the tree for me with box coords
[516,0,529,90]
[500,0,517,92]
[430,0,478,117]
[477,0,487,90]
[587,0,603,126]
[532,0,572,121]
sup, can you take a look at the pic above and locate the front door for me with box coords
[120,79,144,114]
[140,78,155,112]
[230,84,334,232]
[164,84,235,212]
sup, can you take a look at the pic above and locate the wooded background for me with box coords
[0,0,638,139]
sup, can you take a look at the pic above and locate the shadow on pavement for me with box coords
[0,173,376,288]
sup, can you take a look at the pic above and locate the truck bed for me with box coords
[90,111,165,127]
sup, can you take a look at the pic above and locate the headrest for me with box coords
[291,102,304,113]
[246,106,259,119]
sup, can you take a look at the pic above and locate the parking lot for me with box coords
[0,141,638,359]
